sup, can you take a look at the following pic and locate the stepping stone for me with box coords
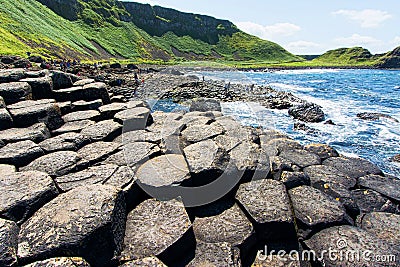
[0,123,50,143]
[358,174,400,201]
[120,199,193,264]
[0,171,58,223]
[0,108,13,130]
[20,76,53,100]
[17,185,126,267]
[77,141,121,166]
[7,99,63,130]
[0,218,19,267]
[80,120,122,142]
[62,110,101,122]
[236,179,296,241]
[259,130,288,145]
[52,120,95,135]
[190,98,221,112]
[181,123,224,143]
[98,103,127,119]
[0,164,15,175]
[114,107,152,130]
[22,151,81,177]
[39,132,89,153]
[279,149,321,168]
[0,68,26,83]
[323,156,382,179]
[229,141,260,173]
[352,189,399,214]
[187,241,240,267]
[289,186,350,239]
[304,165,356,189]
[22,257,90,267]
[305,225,400,267]
[102,165,136,189]
[71,99,103,111]
[0,82,32,104]
[106,142,160,168]
[54,82,110,103]
[280,171,310,189]
[263,138,302,154]
[121,130,162,144]
[50,70,74,89]
[304,143,339,160]
[57,101,72,115]
[120,257,166,267]
[0,140,44,167]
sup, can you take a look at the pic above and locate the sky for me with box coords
[121,0,400,55]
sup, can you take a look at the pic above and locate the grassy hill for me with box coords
[0,0,302,64]
[310,47,380,67]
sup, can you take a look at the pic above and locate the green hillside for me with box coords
[310,47,380,66]
[0,0,302,63]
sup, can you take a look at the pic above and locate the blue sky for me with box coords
[123,0,400,55]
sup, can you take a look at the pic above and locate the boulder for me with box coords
[323,156,383,179]
[20,77,53,100]
[22,257,90,267]
[0,69,26,83]
[0,123,50,143]
[17,185,126,267]
[0,218,19,267]
[181,123,224,143]
[120,257,166,267]
[52,120,95,135]
[39,132,89,153]
[110,62,121,69]
[98,103,127,119]
[358,174,400,201]
[0,171,58,223]
[0,140,44,167]
[304,165,356,189]
[50,71,74,89]
[357,112,399,123]
[114,107,153,130]
[263,138,302,155]
[21,151,81,177]
[62,110,101,122]
[187,241,240,267]
[80,120,122,142]
[7,99,64,130]
[288,103,325,122]
[352,189,399,214]
[279,149,321,168]
[236,179,296,242]
[269,156,299,180]
[71,99,103,111]
[77,142,121,166]
[53,83,110,104]
[304,143,339,160]
[280,171,310,189]
[0,108,13,130]
[0,82,32,104]
[189,98,221,112]
[120,199,193,265]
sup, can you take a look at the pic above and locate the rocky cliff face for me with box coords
[378,46,400,68]
[36,0,79,20]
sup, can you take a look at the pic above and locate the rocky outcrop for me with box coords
[189,98,221,112]
[288,103,325,122]
[357,112,399,122]
[0,82,32,105]
[0,218,19,267]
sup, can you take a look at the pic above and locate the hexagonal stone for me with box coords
[52,120,95,135]
[50,71,74,89]
[289,186,350,239]
[106,142,160,168]
[22,257,90,267]
[80,120,122,142]
[22,151,81,177]
[121,130,162,144]
[187,241,240,267]
[304,143,339,160]
[0,69,26,83]
[77,142,121,166]
[53,82,110,104]
[181,123,224,143]
[304,165,356,189]
[0,123,50,143]
[358,174,400,202]
[269,156,299,180]
[0,108,13,130]
[323,156,382,179]
[279,149,321,169]
[263,138,302,154]
[98,103,127,119]
[213,134,242,152]
[352,189,399,214]
[0,82,32,104]
[190,98,221,112]
[0,218,19,267]
[280,171,310,189]
[62,110,101,123]
[39,133,88,153]
[0,171,58,223]
[114,107,152,130]
[120,257,166,267]
[229,141,260,173]
[305,225,400,267]
[0,164,15,175]
[73,79,95,86]
[17,185,126,267]
[120,199,193,265]
[0,140,44,167]
[252,254,301,267]
[20,76,53,100]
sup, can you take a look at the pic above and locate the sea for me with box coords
[151,69,400,177]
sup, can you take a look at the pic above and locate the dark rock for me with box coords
[0,164,16,175]
[52,120,95,135]
[0,82,32,104]
[120,199,193,264]
[17,184,126,267]
[304,165,356,189]
[53,83,110,104]
[352,189,399,214]
[106,141,160,168]
[71,99,103,111]
[279,149,321,169]
[280,171,311,189]
[50,71,74,89]
[187,241,240,267]
[110,62,121,69]
[293,122,319,134]
[0,69,26,83]
[323,156,383,179]
[39,132,89,153]
[120,257,166,267]
[269,156,299,180]
[236,179,296,242]
[77,141,121,166]
[0,108,13,130]
[182,123,224,143]
[189,98,221,112]
[289,186,350,239]
[304,225,400,267]
[114,107,152,130]
[324,119,336,125]
[21,151,81,177]
[98,103,127,119]
[20,77,53,100]
[0,56,17,65]
[0,218,19,267]
[391,154,400,162]
[288,103,325,122]
[80,120,122,142]
[0,171,58,223]
[57,101,72,115]
[13,59,31,68]
[0,140,44,167]
[62,110,101,122]
[304,143,339,160]
[8,99,64,130]
[358,174,400,201]
[357,112,399,123]
[263,138,302,155]
[0,123,50,143]
[28,56,44,63]
[22,257,90,267]
[252,254,301,267]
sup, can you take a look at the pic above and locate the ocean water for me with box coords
[154,69,400,177]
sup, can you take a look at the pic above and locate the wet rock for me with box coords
[0,140,44,167]
[279,149,321,168]
[280,171,310,189]
[0,108,13,130]
[0,164,16,174]
[189,98,221,112]
[120,257,166,267]
[288,103,325,123]
[39,133,89,153]
[358,174,400,201]
[0,171,58,223]
[62,110,101,122]
[106,141,160,168]
[22,257,90,267]
[289,186,350,239]
[357,112,399,123]
[0,82,32,104]
[0,69,26,83]
[52,120,95,135]
[293,122,319,135]
[22,151,81,177]
[20,77,53,100]
[17,184,126,267]
[80,120,122,142]
[236,179,296,242]
[0,218,19,267]
[50,71,74,89]
[187,241,240,267]
[98,103,127,119]
[304,165,356,189]
[391,154,400,162]
[304,143,339,160]
[0,123,50,143]
[120,199,193,265]
[114,107,152,130]
[77,141,121,166]
[181,123,224,143]
[352,189,399,214]
[323,156,383,179]
[305,225,400,267]
[8,99,64,130]
[71,99,103,111]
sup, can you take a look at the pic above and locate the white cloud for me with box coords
[332,9,392,28]
[392,36,400,45]
[287,41,320,49]
[334,34,383,47]
[236,21,301,40]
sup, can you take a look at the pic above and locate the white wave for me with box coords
[269,82,314,92]
[276,69,342,75]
